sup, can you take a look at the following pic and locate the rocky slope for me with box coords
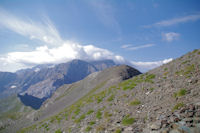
[15,49,200,133]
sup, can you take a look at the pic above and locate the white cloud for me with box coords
[121,44,155,50]
[162,32,180,42]
[131,58,173,72]
[144,13,200,28]
[0,8,171,73]
[0,42,126,72]
[156,13,200,26]
[0,8,62,45]
[121,44,132,49]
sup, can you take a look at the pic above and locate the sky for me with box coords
[0,0,199,72]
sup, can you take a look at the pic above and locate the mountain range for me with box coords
[0,59,117,109]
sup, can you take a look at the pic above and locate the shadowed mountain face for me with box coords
[0,59,118,109]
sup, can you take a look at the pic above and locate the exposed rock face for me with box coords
[0,59,117,109]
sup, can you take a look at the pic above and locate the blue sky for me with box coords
[0,0,199,72]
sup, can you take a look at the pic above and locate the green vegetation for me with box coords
[184,64,195,76]
[129,99,141,106]
[55,129,62,133]
[115,128,122,133]
[164,68,168,71]
[85,126,92,132]
[150,88,155,91]
[175,64,195,78]
[104,111,112,118]
[87,109,94,115]
[173,89,187,97]
[96,124,105,132]
[75,114,86,123]
[107,94,115,101]
[145,74,156,83]
[96,109,102,119]
[89,121,95,125]
[172,103,184,112]
[95,90,106,103]
[122,115,135,125]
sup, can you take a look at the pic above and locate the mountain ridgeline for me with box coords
[0,59,117,109]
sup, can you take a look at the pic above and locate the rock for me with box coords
[195,110,200,117]
[183,118,193,123]
[171,123,179,129]
[193,117,200,123]
[150,121,161,130]
[186,112,194,117]
[124,127,133,131]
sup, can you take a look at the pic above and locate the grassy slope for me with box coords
[17,49,200,133]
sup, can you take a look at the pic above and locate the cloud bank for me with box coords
[0,8,172,72]
[144,13,200,28]
[121,44,155,50]
[162,32,180,42]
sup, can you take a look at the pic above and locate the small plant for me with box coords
[96,109,102,119]
[150,88,155,91]
[130,99,141,106]
[74,108,80,116]
[122,115,135,125]
[174,89,187,97]
[184,64,195,76]
[55,129,62,133]
[85,126,92,132]
[87,109,94,115]
[104,111,112,118]
[107,94,115,101]
[89,121,95,125]
[75,114,85,123]
[96,124,105,132]
[164,68,168,71]
[172,103,184,112]
[115,128,122,133]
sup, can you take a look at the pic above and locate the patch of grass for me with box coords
[129,99,141,106]
[115,128,122,133]
[74,108,80,116]
[65,113,68,120]
[193,49,198,53]
[75,114,86,123]
[96,109,102,119]
[107,94,115,101]
[145,74,156,83]
[122,115,135,125]
[55,129,62,133]
[89,121,95,125]
[173,89,187,97]
[85,126,92,132]
[184,64,195,76]
[95,90,106,103]
[163,72,168,76]
[104,111,112,118]
[182,60,189,65]
[87,109,94,115]
[150,88,155,91]
[96,124,105,132]
[172,103,184,112]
